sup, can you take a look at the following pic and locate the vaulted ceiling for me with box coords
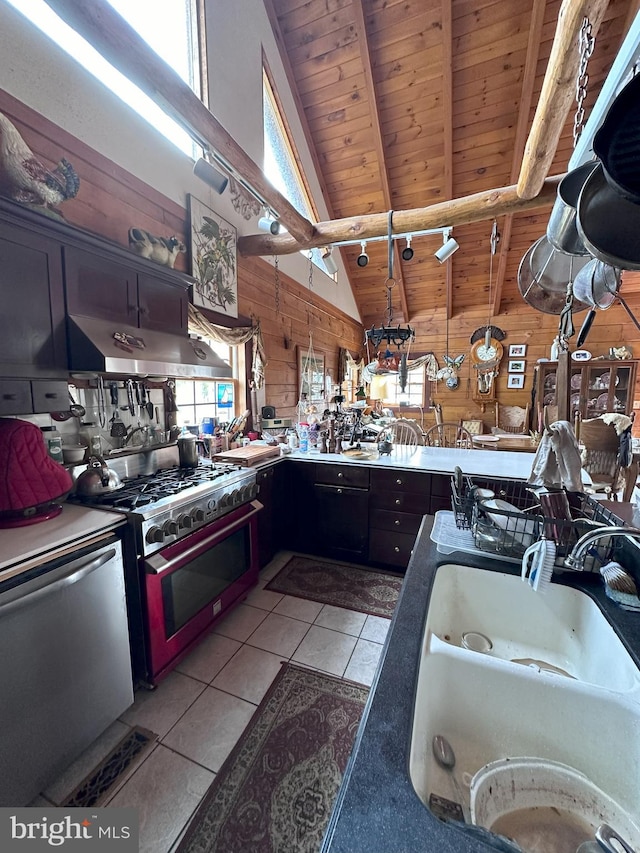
[262,0,640,342]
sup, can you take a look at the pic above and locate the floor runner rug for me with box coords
[176,663,369,853]
[265,554,402,617]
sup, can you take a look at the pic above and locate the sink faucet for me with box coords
[121,425,149,447]
[564,526,640,571]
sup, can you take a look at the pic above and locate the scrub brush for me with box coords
[521,536,556,593]
[599,561,638,595]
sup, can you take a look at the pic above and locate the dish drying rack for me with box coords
[450,474,624,573]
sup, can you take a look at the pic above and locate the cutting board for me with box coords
[212,444,280,466]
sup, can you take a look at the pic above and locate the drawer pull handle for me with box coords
[2,393,16,400]
[337,488,343,495]
[45,392,59,399]
[337,472,344,478]
[394,546,400,552]
[395,499,401,505]
[396,478,402,485]
[394,519,400,525]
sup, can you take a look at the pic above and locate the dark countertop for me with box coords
[321,513,640,853]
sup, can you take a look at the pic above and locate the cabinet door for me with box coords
[0,223,67,377]
[0,379,33,414]
[257,466,275,569]
[583,361,636,418]
[137,274,188,335]
[64,246,138,326]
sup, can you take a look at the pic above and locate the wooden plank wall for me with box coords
[0,90,364,421]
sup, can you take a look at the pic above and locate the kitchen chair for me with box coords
[460,418,484,436]
[579,416,626,500]
[495,402,530,434]
[389,418,424,447]
[424,422,473,449]
[433,403,443,425]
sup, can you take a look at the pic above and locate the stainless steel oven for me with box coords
[144,499,262,682]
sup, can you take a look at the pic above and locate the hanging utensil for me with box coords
[68,390,85,419]
[577,308,597,347]
[135,381,142,417]
[97,375,106,429]
[546,161,598,255]
[125,379,135,416]
[517,237,590,314]
[108,383,127,439]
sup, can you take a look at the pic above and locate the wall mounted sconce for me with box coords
[435,230,459,263]
[258,212,281,234]
[402,235,414,261]
[193,155,229,195]
[357,241,369,267]
[322,247,339,276]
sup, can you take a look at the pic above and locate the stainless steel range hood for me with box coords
[67,315,233,379]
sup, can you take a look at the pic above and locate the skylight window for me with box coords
[6,0,201,157]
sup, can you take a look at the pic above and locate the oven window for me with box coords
[161,525,249,637]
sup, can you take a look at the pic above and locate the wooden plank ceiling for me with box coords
[265,0,639,347]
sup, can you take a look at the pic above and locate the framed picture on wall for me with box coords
[507,374,525,389]
[508,360,525,373]
[509,344,527,357]
[189,195,238,318]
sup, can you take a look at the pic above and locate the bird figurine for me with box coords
[128,228,187,268]
[0,111,80,215]
[436,354,465,389]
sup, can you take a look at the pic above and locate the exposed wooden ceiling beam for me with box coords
[492,0,548,316]
[442,0,454,321]
[517,0,610,199]
[351,0,409,323]
[238,175,562,256]
[41,0,314,244]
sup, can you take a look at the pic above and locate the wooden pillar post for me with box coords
[556,350,571,421]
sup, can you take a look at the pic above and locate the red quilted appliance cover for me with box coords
[0,418,72,513]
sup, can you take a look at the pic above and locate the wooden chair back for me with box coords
[389,418,424,447]
[579,416,623,499]
[496,402,530,433]
[424,422,473,449]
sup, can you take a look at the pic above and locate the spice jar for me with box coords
[41,426,63,463]
[80,422,102,458]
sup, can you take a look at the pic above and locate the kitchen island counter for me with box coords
[321,514,640,853]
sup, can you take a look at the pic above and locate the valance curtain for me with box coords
[188,304,267,389]
[362,352,438,385]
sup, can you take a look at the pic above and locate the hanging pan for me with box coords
[576,162,640,270]
[517,237,590,314]
[593,73,640,202]
[546,161,598,255]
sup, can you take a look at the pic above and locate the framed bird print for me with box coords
[189,195,238,318]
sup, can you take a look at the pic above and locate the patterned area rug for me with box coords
[265,555,402,617]
[176,663,369,853]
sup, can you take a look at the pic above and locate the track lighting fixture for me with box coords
[258,212,281,235]
[193,155,229,195]
[434,230,459,263]
[322,247,339,276]
[357,241,369,267]
[402,235,414,261]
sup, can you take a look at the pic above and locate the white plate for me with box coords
[480,498,537,546]
[571,349,592,361]
[473,435,499,442]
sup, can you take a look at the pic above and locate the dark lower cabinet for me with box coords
[368,469,431,569]
[313,482,369,561]
[256,463,287,569]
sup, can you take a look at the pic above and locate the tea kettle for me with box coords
[75,455,123,496]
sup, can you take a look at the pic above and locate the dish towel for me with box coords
[528,420,583,491]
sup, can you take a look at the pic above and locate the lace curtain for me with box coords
[187,304,267,389]
[362,352,438,385]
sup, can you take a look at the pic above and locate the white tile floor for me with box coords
[36,551,391,853]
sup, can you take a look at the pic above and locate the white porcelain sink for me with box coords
[425,563,640,693]
[410,563,640,839]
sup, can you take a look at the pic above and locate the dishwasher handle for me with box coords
[0,548,117,617]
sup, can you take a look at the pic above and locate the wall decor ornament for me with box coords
[507,374,525,389]
[189,194,238,318]
[508,360,526,373]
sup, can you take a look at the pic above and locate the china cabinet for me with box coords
[535,358,638,420]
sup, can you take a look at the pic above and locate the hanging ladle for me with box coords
[68,390,86,418]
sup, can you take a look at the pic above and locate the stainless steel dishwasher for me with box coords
[0,534,134,806]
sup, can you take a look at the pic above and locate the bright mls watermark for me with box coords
[0,809,138,850]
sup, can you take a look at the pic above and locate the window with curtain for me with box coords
[174,341,236,428]
[370,367,428,407]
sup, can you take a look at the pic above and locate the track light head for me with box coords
[322,247,339,276]
[357,241,369,267]
[193,156,229,194]
[402,235,414,261]
[435,232,459,263]
[258,215,281,235]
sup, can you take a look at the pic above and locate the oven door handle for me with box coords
[0,548,117,617]
[146,501,262,575]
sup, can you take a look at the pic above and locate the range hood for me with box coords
[67,315,233,379]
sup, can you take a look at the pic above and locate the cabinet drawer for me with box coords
[370,489,430,514]
[0,379,32,415]
[31,380,69,413]
[368,528,416,568]
[370,508,423,535]
[315,463,369,489]
[370,468,430,494]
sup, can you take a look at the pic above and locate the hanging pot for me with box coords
[576,162,640,270]
[546,161,598,255]
[517,237,590,314]
[572,258,621,309]
[593,73,640,202]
